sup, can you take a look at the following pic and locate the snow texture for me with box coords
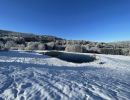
[0,51,130,100]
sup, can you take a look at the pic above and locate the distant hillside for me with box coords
[0,29,130,56]
[0,29,63,42]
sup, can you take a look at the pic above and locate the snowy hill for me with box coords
[0,51,130,100]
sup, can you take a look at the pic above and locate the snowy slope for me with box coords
[0,51,130,100]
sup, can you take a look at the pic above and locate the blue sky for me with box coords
[0,0,130,42]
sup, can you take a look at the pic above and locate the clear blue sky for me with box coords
[0,0,130,42]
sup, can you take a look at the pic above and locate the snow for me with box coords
[0,51,130,100]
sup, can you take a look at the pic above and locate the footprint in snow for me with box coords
[21,83,32,89]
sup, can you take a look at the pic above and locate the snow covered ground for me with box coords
[0,51,130,100]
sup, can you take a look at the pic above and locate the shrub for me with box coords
[82,45,90,53]
[38,43,46,50]
[65,44,83,53]
[25,42,39,50]
[54,45,65,50]
[18,44,26,50]
[0,41,4,50]
[100,48,123,55]
[46,42,55,50]
[5,40,16,50]
[122,48,130,56]
[89,47,100,53]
